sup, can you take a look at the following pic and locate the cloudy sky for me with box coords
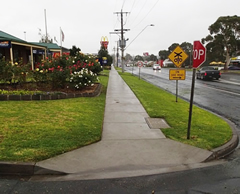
[1,0,240,57]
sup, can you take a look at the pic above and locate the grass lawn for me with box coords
[119,71,232,150]
[0,71,109,162]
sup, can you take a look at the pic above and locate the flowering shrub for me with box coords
[48,56,71,89]
[32,66,49,84]
[0,50,102,90]
[0,59,13,83]
[0,59,31,84]
[69,68,98,89]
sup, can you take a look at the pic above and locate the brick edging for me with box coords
[0,83,102,101]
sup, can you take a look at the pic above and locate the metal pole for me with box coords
[60,27,62,56]
[121,10,124,73]
[117,41,119,67]
[44,9,48,42]
[187,68,196,139]
[176,80,178,102]
[139,67,140,79]
[24,31,26,40]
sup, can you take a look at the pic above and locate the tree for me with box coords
[98,46,112,66]
[134,55,144,61]
[70,46,81,57]
[125,53,133,61]
[158,50,170,60]
[180,42,193,66]
[149,54,157,61]
[168,43,180,53]
[202,15,240,69]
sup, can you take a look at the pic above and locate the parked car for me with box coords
[228,66,240,70]
[153,64,161,70]
[196,66,221,80]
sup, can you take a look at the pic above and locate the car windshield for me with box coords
[202,66,215,70]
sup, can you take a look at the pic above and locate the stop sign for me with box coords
[192,41,206,68]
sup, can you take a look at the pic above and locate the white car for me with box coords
[153,64,161,70]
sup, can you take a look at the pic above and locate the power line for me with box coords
[129,0,137,13]
[128,0,148,28]
[132,0,159,28]
[122,0,126,9]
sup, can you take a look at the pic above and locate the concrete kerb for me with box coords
[0,162,67,176]
[204,117,239,162]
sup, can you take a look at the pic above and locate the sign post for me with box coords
[168,46,188,102]
[169,69,186,102]
[137,61,143,80]
[187,41,206,139]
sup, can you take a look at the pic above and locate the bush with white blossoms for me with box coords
[69,68,99,89]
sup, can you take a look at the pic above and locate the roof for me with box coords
[31,42,61,50]
[0,30,27,43]
[0,30,47,49]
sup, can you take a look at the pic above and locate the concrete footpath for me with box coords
[1,67,238,180]
[31,67,237,180]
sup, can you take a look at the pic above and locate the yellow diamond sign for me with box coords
[168,46,188,68]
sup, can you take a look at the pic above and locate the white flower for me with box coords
[72,60,75,63]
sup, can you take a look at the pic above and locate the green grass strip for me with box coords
[0,71,109,162]
[119,71,232,150]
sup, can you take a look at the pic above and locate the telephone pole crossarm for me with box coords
[113,10,130,73]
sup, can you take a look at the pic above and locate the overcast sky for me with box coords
[1,0,240,57]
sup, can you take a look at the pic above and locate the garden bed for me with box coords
[0,83,102,101]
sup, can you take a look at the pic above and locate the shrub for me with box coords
[0,59,31,84]
[69,68,98,89]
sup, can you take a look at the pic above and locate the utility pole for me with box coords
[117,40,119,67]
[113,46,116,67]
[114,10,130,73]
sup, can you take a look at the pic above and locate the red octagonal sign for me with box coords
[192,41,206,68]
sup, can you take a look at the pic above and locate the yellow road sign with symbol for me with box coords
[168,46,188,67]
[169,69,186,80]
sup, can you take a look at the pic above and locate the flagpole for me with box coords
[60,27,62,56]
[44,9,48,43]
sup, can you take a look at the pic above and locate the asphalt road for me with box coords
[1,67,240,193]
[0,156,240,193]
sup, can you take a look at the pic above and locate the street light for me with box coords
[125,24,154,49]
